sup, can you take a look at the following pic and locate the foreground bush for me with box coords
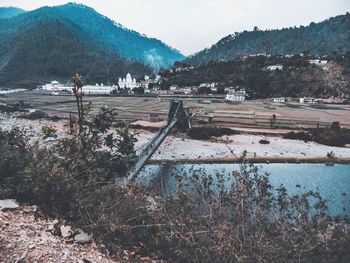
[284,123,350,147]
[187,126,239,140]
[1,125,349,262]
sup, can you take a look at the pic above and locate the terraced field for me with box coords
[1,91,350,130]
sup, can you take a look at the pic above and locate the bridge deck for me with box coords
[126,101,182,180]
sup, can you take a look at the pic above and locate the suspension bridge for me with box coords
[126,100,187,181]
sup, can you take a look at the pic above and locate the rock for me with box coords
[0,199,19,210]
[74,231,93,244]
[22,208,31,213]
[0,220,9,228]
[60,225,73,238]
[47,224,55,232]
[32,205,39,212]
[28,244,36,249]
[48,219,60,232]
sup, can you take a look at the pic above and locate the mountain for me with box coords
[186,13,350,65]
[0,3,184,87]
[0,7,25,19]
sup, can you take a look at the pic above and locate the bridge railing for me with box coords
[125,101,182,181]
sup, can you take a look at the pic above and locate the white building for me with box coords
[169,84,179,92]
[309,60,328,67]
[82,84,113,95]
[299,97,317,104]
[154,75,162,83]
[225,89,247,103]
[42,81,72,92]
[118,73,138,89]
[210,87,218,93]
[273,97,287,103]
[180,87,192,95]
[266,65,284,71]
[224,87,236,94]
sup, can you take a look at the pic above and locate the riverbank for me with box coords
[136,131,350,163]
[147,157,350,164]
[1,113,350,163]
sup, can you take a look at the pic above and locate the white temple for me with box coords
[118,73,138,89]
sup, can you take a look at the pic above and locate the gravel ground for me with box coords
[0,202,116,263]
[1,112,350,162]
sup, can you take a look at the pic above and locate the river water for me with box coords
[139,163,350,216]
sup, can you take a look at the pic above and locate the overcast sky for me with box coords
[1,0,349,55]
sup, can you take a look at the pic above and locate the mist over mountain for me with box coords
[186,13,350,65]
[0,3,184,87]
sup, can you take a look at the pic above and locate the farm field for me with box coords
[1,91,350,130]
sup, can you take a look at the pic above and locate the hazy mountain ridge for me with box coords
[0,7,25,19]
[186,14,350,65]
[0,19,152,87]
[0,3,184,86]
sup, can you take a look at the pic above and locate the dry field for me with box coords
[1,91,350,130]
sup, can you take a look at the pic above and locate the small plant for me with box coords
[327,151,335,159]
[187,126,239,140]
[259,139,270,144]
[20,110,47,120]
[41,125,58,139]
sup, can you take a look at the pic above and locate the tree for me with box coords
[115,126,138,158]
[73,74,84,133]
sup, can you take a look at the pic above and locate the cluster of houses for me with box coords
[225,88,248,103]
[272,97,318,104]
[41,78,251,103]
[42,74,162,95]
[272,96,348,104]
[42,81,115,95]
[264,59,328,72]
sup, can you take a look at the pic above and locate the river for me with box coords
[139,163,350,216]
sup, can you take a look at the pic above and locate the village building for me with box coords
[225,87,236,94]
[42,81,72,92]
[141,75,151,88]
[309,59,328,67]
[272,97,287,103]
[118,73,138,89]
[199,83,217,88]
[225,89,247,103]
[266,65,284,71]
[299,97,317,104]
[169,84,179,92]
[191,86,199,92]
[210,86,218,93]
[82,84,113,95]
[180,87,192,94]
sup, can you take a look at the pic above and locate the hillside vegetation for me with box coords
[186,13,350,65]
[0,7,25,19]
[161,54,350,99]
[0,20,152,87]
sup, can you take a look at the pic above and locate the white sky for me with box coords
[0,0,349,55]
